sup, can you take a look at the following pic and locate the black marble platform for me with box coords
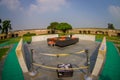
[47,37,79,47]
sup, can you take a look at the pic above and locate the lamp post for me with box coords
[84,49,92,80]
[28,49,37,76]
[85,49,90,75]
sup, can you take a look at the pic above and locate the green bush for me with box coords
[96,34,104,40]
[9,36,32,44]
[23,32,36,36]
[23,36,32,42]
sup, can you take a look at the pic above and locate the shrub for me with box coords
[23,32,36,36]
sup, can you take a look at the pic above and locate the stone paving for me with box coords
[24,40,100,80]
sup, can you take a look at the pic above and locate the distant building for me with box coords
[0,28,120,40]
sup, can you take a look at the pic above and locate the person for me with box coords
[70,33,72,38]
[48,41,55,46]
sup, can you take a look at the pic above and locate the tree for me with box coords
[0,20,12,34]
[56,22,72,33]
[47,22,59,34]
[108,23,115,29]
[0,19,2,30]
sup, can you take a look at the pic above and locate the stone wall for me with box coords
[32,34,58,42]
[73,34,95,41]
[0,28,120,40]
[32,34,95,42]
[91,37,107,77]
[16,38,29,73]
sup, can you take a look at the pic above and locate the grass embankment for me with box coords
[0,36,31,61]
[0,39,9,44]
[96,34,120,53]
[0,36,32,45]
[0,48,9,60]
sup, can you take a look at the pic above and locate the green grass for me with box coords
[8,36,32,44]
[96,34,120,41]
[117,46,120,53]
[23,36,32,42]
[96,34,120,52]
[0,48,9,60]
[0,36,32,49]
[96,34,104,40]
[0,39,9,44]
[0,36,32,45]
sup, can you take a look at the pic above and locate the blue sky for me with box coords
[0,0,120,30]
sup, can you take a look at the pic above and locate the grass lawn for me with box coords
[96,34,120,41]
[0,36,31,61]
[96,34,120,52]
[117,46,120,53]
[0,36,32,45]
[0,48,9,60]
[0,39,9,44]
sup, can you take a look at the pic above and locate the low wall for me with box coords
[32,34,58,42]
[16,38,28,73]
[73,34,95,41]
[91,37,107,77]
[32,34,95,42]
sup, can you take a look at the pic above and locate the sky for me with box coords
[0,0,120,30]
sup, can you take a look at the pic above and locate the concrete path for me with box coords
[25,40,100,80]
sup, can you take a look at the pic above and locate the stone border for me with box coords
[15,34,96,73]
[32,34,58,42]
[91,37,107,77]
[16,38,28,72]
[73,34,95,41]
[32,34,95,42]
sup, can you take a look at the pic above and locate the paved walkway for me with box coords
[2,44,24,80]
[99,41,120,80]
[26,40,99,80]
[1,40,120,80]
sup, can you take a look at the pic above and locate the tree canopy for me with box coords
[47,22,59,29]
[56,22,72,33]
[0,19,1,23]
[0,19,12,34]
[47,22,72,34]
[0,19,2,30]
[47,22,59,34]
[108,23,115,29]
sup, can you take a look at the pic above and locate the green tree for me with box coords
[56,22,72,33]
[47,22,59,34]
[0,20,12,34]
[108,23,115,29]
[0,19,2,31]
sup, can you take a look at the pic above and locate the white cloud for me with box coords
[109,5,120,18]
[29,0,68,13]
[0,0,22,10]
